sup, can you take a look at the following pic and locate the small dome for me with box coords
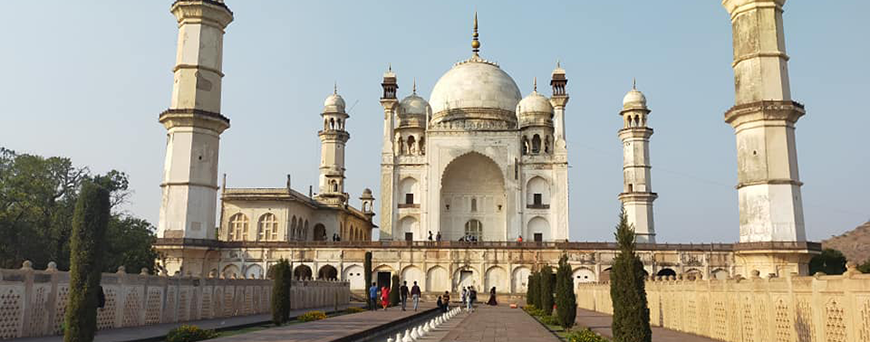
[622,88,646,107]
[399,93,431,117]
[363,188,372,195]
[517,91,553,115]
[323,93,346,113]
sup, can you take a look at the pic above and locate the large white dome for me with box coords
[429,59,521,115]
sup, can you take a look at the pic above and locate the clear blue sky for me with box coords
[1,1,867,243]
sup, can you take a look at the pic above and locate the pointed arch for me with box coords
[228,213,249,241]
[257,213,278,241]
[531,134,541,153]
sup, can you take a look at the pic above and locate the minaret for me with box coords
[379,66,399,240]
[723,0,806,243]
[317,86,350,205]
[618,82,657,243]
[550,61,569,151]
[157,0,233,241]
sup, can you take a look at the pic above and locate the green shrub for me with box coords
[271,259,292,325]
[555,255,577,329]
[345,306,366,314]
[539,314,560,326]
[165,325,218,342]
[64,180,110,342]
[610,209,652,342]
[539,265,555,316]
[389,274,401,306]
[527,272,539,308]
[298,311,328,322]
[364,251,372,309]
[566,328,609,342]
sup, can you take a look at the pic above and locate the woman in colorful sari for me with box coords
[380,285,391,310]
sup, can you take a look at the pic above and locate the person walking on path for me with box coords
[400,281,410,311]
[411,281,421,311]
[380,285,391,310]
[466,286,475,312]
[461,287,468,311]
[368,283,378,311]
[487,286,498,306]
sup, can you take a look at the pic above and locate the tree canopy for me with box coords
[0,147,157,272]
[808,248,847,275]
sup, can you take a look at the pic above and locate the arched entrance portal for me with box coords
[440,152,506,241]
[318,265,338,280]
[294,265,312,280]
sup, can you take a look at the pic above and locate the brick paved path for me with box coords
[436,305,561,342]
[575,308,721,342]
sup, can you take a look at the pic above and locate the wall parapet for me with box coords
[0,262,349,339]
[575,263,870,342]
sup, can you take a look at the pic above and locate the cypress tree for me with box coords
[271,259,291,325]
[364,251,372,309]
[526,271,538,308]
[610,209,652,342]
[555,255,577,329]
[64,180,110,342]
[390,273,401,306]
[539,265,555,315]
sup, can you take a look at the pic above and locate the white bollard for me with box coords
[387,338,394,342]
[410,327,419,340]
[396,333,403,342]
[402,329,413,342]
[423,321,431,333]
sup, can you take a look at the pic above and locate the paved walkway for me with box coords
[436,305,561,342]
[13,305,357,342]
[575,308,721,342]
[210,303,438,342]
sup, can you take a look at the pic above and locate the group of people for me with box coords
[368,281,422,311]
[427,231,442,241]
[368,281,499,313]
[331,233,341,241]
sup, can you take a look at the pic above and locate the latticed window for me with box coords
[228,213,248,241]
[258,213,279,241]
[465,219,482,239]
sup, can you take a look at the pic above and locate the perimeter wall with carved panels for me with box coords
[575,268,870,342]
[0,266,349,339]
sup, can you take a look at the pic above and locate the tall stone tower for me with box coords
[378,67,399,240]
[157,0,233,242]
[723,0,806,243]
[618,84,657,243]
[317,88,350,205]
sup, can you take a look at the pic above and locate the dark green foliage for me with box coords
[364,251,372,308]
[390,274,401,306]
[64,180,110,342]
[858,259,870,274]
[555,255,577,329]
[565,328,609,342]
[809,248,847,275]
[165,325,218,342]
[610,209,651,342]
[527,271,539,308]
[539,314,560,326]
[271,259,292,325]
[0,148,156,272]
[539,265,555,315]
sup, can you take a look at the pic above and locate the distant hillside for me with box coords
[822,221,870,263]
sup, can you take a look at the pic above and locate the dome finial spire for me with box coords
[334,81,338,95]
[533,77,537,92]
[412,78,417,94]
[471,11,480,56]
[632,78,637,90]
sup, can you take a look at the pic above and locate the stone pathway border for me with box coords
[12,304,358,342]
